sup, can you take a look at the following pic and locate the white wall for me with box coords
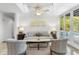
[16,13,60,38]
[17,13,59,32]
[0,12,3,40]
[3,16,13,40]
[1,13,15,40]
[0,12,13,41]
[0,12,60,40]
[18,13,58,26]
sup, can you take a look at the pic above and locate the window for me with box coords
[73,8,79,32]
[60,16,64,30]
[65,13,70,32]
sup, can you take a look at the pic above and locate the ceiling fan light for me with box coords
[27,3,53,15]
[36,11,44,15]
[36,12,41,15]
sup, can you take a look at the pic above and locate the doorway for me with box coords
[3,13,15,40]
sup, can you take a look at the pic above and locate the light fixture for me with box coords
[33,4,44,15]
[52,27,56,31]
[26,3,53,16]
[18,26,24,32]
[36,10,44,15]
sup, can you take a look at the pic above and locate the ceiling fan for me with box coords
[24,3,53,15]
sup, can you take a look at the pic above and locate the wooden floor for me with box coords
[27,46,50,55]
[0,43,79,55]
[0,43,7,55]
[0,43,50,55]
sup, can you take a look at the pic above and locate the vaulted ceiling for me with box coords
[0,3,78,17]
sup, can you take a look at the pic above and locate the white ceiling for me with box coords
[0,3,78,16]
[0,3,23,13]
[50,3,79,16]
